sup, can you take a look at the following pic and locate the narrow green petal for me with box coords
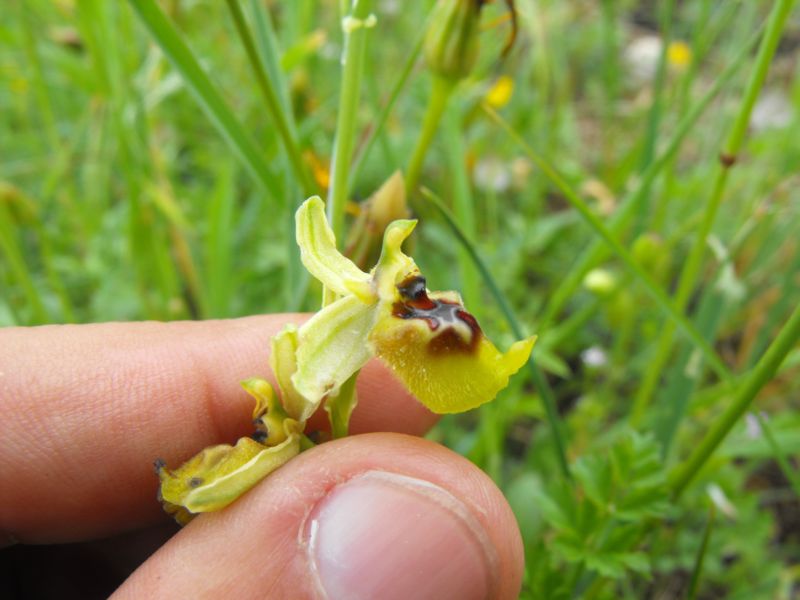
[296,196,373,300]
[292,295,376,406]
[157,429,300,515]
[270,325,316,422]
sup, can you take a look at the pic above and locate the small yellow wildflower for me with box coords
[486,75,514,108]
[667,40,692,71]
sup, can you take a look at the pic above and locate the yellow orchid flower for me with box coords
[292,195,535,414]
[156,194,534,523]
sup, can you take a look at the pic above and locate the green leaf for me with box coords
[573,454,613,508]
[532,482,578,535]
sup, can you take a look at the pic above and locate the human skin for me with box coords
[0,316,524,599]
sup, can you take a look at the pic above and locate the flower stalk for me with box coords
[327,0,375,243]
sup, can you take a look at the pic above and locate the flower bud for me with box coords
[632,232,669,284]
[344,171,410,270]
[584,268,617,297]
[424,0,483,81]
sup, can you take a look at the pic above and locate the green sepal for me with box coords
[296,195,373,302]
[292,294,376,407]
[156,424,300,516]
[270,325,316,422]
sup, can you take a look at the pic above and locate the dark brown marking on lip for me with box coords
[392,275,482,354]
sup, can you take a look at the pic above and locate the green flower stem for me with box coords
[537,26,762,330]
[483,104,732,383]
[225,0,314,194]
[670,303,800,499]
[326,0,375,243]
[423,188,572,482]
[326,371,359,439]
[348,28,425,193]
[299,433,318,452]
[405,76,455,202]
[631,0,795,425]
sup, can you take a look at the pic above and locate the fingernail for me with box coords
[305,471,496,600]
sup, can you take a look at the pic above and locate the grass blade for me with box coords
[483,104,732,383]
[633,0,795,423]
[670,302,800,498]
[754,412,800,499]
[686,506,715,600]
[128,0,283,204]
[537,26,763,328]
[348,26,425,192]
[423,188,572,481]
[225,0,314,194]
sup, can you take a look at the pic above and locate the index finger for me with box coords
[0,316,437,544]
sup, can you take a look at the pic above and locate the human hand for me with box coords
[0,316,523,599]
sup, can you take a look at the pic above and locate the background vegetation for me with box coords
[2,0,799,597]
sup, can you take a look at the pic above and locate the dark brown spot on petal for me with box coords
[188,477,204,489]
[393,275,482,354]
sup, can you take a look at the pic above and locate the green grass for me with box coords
[3,1,800,597]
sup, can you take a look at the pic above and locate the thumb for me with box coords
[112,433,524,600]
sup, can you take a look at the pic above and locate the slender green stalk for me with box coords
[225,0,314,194]
[599,0,619,167]
[406,76,455,199]
[249,0,294,118]
[632,0,795,423]
[423,188,572,481]
[327,372,359,439]
[687,507,715,600]
[442,105,480,313]
[0,204,49,324]
[19,2,59,149]
[348,28,425,192]
[636,0,674,176]
[754,412,800,499]
[326,0,375,243]
[537,27,762,329]
[650,0,724,231]
[670,303,800,499]
[484,105,731,382]
[129,0,282,203]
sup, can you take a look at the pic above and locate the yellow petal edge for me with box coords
[370,312,536,414]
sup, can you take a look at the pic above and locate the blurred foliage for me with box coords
[2,0,800,597]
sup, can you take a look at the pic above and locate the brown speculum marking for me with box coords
[392,275,482,354]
